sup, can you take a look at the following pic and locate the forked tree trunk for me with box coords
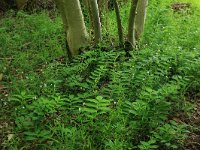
[127,0,138,48]
[55,0,89,57]
[135,0,148,41]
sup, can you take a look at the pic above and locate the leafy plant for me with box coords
[139,121,189,149]
[80,96,111,119]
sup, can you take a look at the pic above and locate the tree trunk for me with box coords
[55,0,89,57]
[127,0,138,48]
[84,0,94,37]
[54,0,71,58]
[135,0,148,41]
[89,0,102,44]
[54,0,68,33]
[113,0,123,47]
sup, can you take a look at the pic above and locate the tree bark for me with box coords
[84,0,94,37]
[55,0,89,57]
[89,0,102,44]
[135,0,148,41]
[54,0,68,31]
[113,0,123,47]
[127,0,138,48]
[54,0,71,58]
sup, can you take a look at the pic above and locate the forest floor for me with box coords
[0,0,200,149]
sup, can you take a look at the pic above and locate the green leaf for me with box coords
[85,103,97,108]
[81,108,97,113]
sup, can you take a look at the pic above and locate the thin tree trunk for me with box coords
[113,0,123,47]
[97,0,105,26]
[89,0,102,44]
[127,0,139,48]
[135,0,148,41]
[85,0,94,37]
[105,0,109,33]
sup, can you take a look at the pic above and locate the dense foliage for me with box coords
[0,0,199,149]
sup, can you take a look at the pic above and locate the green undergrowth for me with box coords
[0,0,200,149]
[0,11,65,73]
